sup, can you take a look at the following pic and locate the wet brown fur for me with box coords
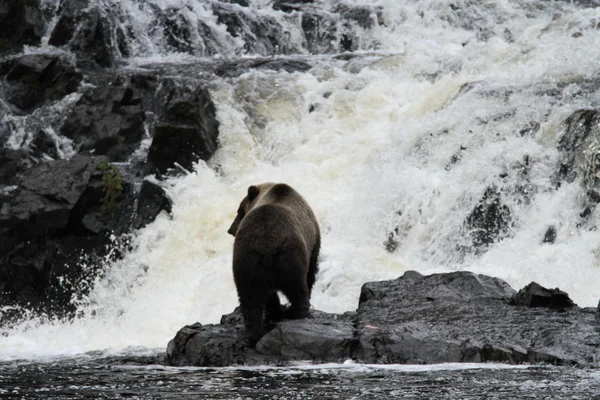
[228,183,320,346]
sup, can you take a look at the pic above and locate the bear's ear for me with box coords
[247,185,259,201]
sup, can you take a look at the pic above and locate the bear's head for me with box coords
[227,183,274,236]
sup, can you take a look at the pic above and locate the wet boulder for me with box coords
[273,0,314,13]
[222,0,250,7]
[557,109,600,184]
[154,6,204,56]
[0,148,35,186]
[133,180,172,230]
[355,271,599,365]
[557,109,600,219]
[0,0,46,55]
[542,225,557,244]
[167,308,356,367]
[213,2,295,55]
[0,154,98,239]
[0,155,98,317]
[257,313,355,362]
[510,282,575,309]
[30,129,60,160]
[0,155,135,320]
[69,161,136,236]
[2,53,82,112]
[60,81,145,162]
[464,186,512,251]
[167,322,250,367]
[145,86,219,176]
[335,3,379,30]
[301,12,339,54]
[48,0,127,67]
[214,57,312,78]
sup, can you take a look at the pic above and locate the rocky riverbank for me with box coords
[167,270,600,367]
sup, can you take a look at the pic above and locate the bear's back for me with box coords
[235,184,318,255]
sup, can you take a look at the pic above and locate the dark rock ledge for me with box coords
[167,271,600,367]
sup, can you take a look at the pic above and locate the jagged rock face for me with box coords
[0,155,103,318]
[167,309,357,367]
[145,86,220,175]
[510,282,575,309]
[0,154,170,320]
[0,148,34,186]
[43,0,382,66]
[1,54,83,113]
[49,0,123,68]
[167,271,600,367]
[557,109,600,220]
[133,180,172,230]
[464,186,512,250]
[60,82,145,162]
[0,0,47,56]
[0,62,220,317]
[355,271,597,365]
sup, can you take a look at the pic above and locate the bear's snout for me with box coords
[227,223,237,236]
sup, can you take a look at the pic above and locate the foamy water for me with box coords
[2,0,600,361]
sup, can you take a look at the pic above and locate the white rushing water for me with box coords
[3,0,600,361]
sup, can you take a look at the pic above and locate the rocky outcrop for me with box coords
[213,2,292,55]
[463,186,512,250]
[1,53,83,113]
[48,0,124,68]
[354,271,595,365]
[0,56,221,320]
[145,86,220,175]
[0,154,104,318]
[133,180,172,230]
[0,148,34,186]
[167,309,356,367]
[59,80,145,162]
[557,109,600,221]
[0,0,47,56]
[257,311,356,362]
[167,271,600,367]
[0,154,171,320]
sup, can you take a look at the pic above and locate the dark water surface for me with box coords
[1,354,599,399]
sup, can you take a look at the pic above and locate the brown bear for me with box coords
[227,183,320,346]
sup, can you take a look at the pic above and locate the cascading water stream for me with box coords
[2,0,600,362]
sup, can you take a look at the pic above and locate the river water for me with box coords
[2,0,600,397]
[2,356,600,399]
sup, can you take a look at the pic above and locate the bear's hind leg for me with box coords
[282,283,311,319]
[307,235,320,296]
[278,255,311,320]
[264,292,285,325]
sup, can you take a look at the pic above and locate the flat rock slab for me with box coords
[167,310,355,367]
[167,271,600,367]
[355,271,599,365]
[257,312,355,362]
